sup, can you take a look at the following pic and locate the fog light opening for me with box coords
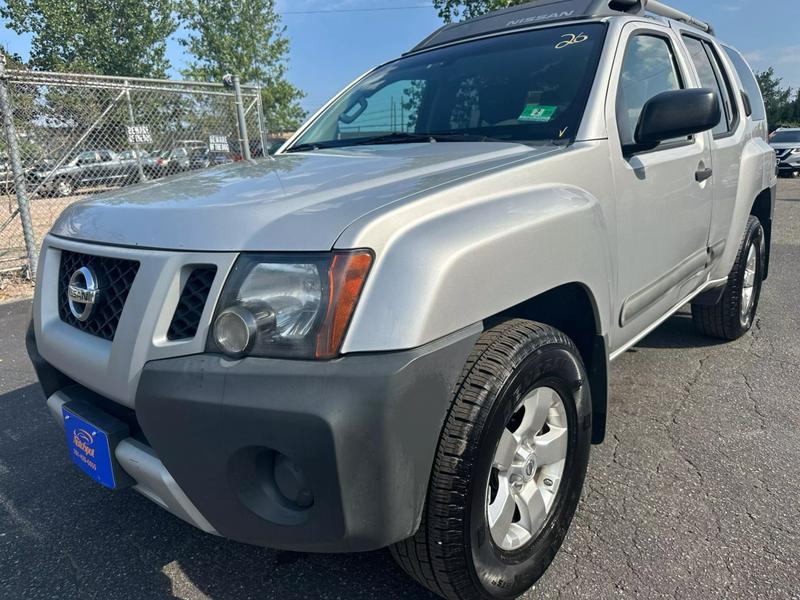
[274,454,314,509]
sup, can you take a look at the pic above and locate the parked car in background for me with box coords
[187,148,233,170]
[117,149,151,166]
[27,149,141,197]
[266,138,288,155]
[769,128,800,177]
[176,140,207,152]
[187,148,209,170]
[207,151,234,167]
[145,148,191,179]
[144,150,170,178]
[769,125,788,140]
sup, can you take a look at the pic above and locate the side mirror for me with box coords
[632,88,721,152]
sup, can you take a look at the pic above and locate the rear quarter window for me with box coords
[723,46,766,121]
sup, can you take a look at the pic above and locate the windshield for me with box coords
[291,23,607,151]
[771,130,800,144]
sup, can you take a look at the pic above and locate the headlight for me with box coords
[791,148,800,155]
[208,251,373,359]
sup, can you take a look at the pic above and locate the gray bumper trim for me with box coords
[46,391,218,535]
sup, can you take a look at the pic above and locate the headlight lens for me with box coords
[209,251,372,359]
[791,148,800,155]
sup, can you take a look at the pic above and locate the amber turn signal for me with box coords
[315,250,373,359]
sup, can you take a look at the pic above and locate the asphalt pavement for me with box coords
[1,182,799,600]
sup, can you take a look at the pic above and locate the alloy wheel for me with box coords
[740,241,758,326]
[486,386,568,552]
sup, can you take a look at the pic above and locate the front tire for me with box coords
[692,215,765,340]
[391,320,592,599]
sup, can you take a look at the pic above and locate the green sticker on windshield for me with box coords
[519,104,557,123]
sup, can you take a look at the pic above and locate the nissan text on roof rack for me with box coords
[28,0,775,598]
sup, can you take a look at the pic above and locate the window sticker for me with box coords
[519,104,557,123]
[556,33,589,49]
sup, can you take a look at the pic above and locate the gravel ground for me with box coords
[1,181,798,600]
[0,272,33,304]
[0,186,115,273]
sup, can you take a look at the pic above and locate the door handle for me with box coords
[695,167,713,183]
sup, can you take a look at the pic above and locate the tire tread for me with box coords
[390,319,577,600]
[692,215,764,340]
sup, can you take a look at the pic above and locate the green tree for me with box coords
[433,0,525,22]
[789,89,800,124]
[0,0,177,77]
[179,0,306,131]
[0,48,26,69]
[756,68,793,128]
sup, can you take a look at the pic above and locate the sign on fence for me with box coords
[209,135,230,153]
[126,125,153,145]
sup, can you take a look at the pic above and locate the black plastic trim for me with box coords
[135,325,482,552]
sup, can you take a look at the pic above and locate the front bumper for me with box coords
[777,155,800,172]
[28,322,480,552]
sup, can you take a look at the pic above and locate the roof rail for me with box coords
[409,0,712,53]
[645,0,713,34]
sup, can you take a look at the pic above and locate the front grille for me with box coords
[167,266,217,340]
[58,250,140,341]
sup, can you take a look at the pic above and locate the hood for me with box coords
[771,142,800,150]
[51,142,559,252]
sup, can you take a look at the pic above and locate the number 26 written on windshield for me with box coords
[556,33,589,49]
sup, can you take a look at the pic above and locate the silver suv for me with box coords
[27,1,775,598]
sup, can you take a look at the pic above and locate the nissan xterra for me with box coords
[28,1,776,598]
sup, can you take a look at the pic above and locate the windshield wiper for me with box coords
[285,141,342,153]
[347,131,511,146]
[347,132,436,146]
[287,131,513,153]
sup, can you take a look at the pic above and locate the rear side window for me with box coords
[723,46,766,121]
[683,36,736,136]
[616,34,684,147]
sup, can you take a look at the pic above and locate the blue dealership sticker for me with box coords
[62,407,117,489]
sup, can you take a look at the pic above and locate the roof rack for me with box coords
[409,0,713,53]
[646,0,713,34]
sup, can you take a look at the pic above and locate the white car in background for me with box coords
[770,128,800,177]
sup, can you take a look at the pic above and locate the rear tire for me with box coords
[692,215,765,340]
[391,320,592,599]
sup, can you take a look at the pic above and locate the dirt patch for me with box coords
[0,270,34,303]
[1,187,106,272]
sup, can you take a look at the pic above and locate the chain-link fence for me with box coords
[0,58,270,277]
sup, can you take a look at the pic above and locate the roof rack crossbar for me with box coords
[644,0,713,34]
[408,0,713,53]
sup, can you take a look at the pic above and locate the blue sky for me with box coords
[1,1,799,114]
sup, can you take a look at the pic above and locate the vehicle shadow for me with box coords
[175,544,437,600]
[0,382,435,600]
[629,310,729,351]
